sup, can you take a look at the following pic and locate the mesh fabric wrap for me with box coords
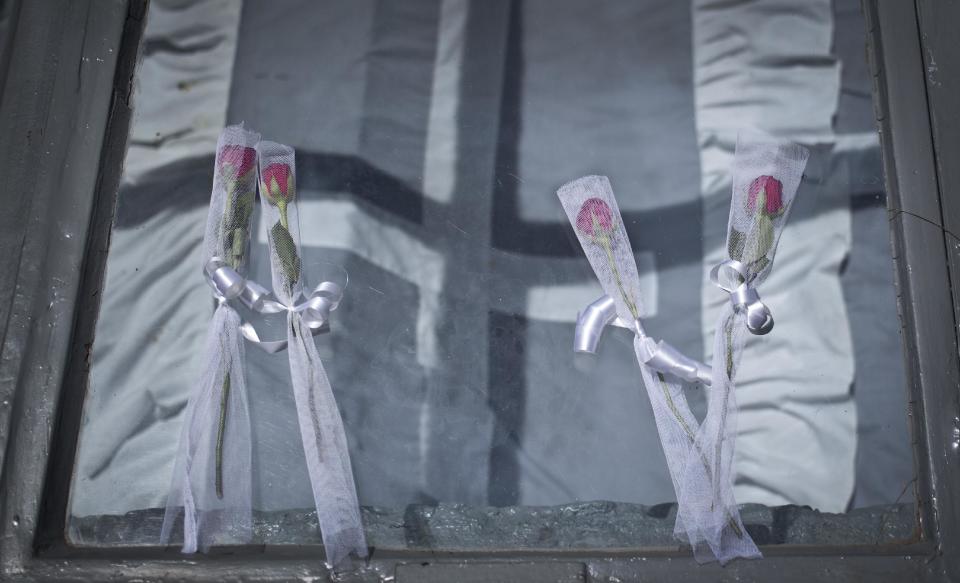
[724,132,808,285]
[558,176,645,322]
[257,140,367,567]
[161,124,259,552]
[558,174,759,564]
[684,132,808,563]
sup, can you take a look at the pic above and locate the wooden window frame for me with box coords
[0,0,957,580]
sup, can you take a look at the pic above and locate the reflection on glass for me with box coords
[68,0,915,548]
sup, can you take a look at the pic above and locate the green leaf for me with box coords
[749,255,770,277]
[228,227,247,268]
[224,189,254,230]
[221,189,254,268]
[728,228,745,261]
[738,215,774,278]
[271,220,301,287]
[754,213,775,262]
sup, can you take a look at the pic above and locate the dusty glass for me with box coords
[67,0,915,550]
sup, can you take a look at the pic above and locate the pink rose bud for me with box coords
[747,175,784,216]
[219,145,257,179]
[576,197,615,238]
[262,163,293,203]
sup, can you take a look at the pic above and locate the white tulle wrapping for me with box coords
[161,125,258,551]
[161,306,253,551]
[678,307,755,564]
[722,132,808,286]
[557,174,758,564]
[681,132,809,563]
[257,140,367,567]
[557,176,646,320]
[287,313,368,566]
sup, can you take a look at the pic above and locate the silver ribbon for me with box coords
[204,257,343,354]
[709,259,773,335]
[575,294,713,386]
[162,124,259,554]
[558,174,759,564]
[255,139,367,568]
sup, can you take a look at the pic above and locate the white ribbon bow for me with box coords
[162,125,259,553]
[683,132,808,564]
[575,294,713,386]
[558,174,759,565]
[709,260,773,336]
[161,127,367,569]
[255,139,367,568]
[204,256,343,354]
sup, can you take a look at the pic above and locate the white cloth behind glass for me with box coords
[693,0,856,512]
[70,0,242,519]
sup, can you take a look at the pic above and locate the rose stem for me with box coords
[596,222,743,539]
[717,316,735,487]
[215,372,230,499]
[278,199,289,230]
[215,178,242,500]
[655,372,743,538]
[597,233,639,319]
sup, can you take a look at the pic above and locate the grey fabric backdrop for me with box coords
[69,0,912,523]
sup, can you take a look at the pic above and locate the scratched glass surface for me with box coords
[67,0,916,548]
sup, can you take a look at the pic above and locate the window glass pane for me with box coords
[67,0,916,548]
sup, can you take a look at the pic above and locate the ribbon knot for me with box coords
[165,127,366,567]
[204,257,343,354]
[709,259,774,335]
[575,294,713,385]
[558,172,762,565]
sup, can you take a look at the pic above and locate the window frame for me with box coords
[0,0,957,580]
